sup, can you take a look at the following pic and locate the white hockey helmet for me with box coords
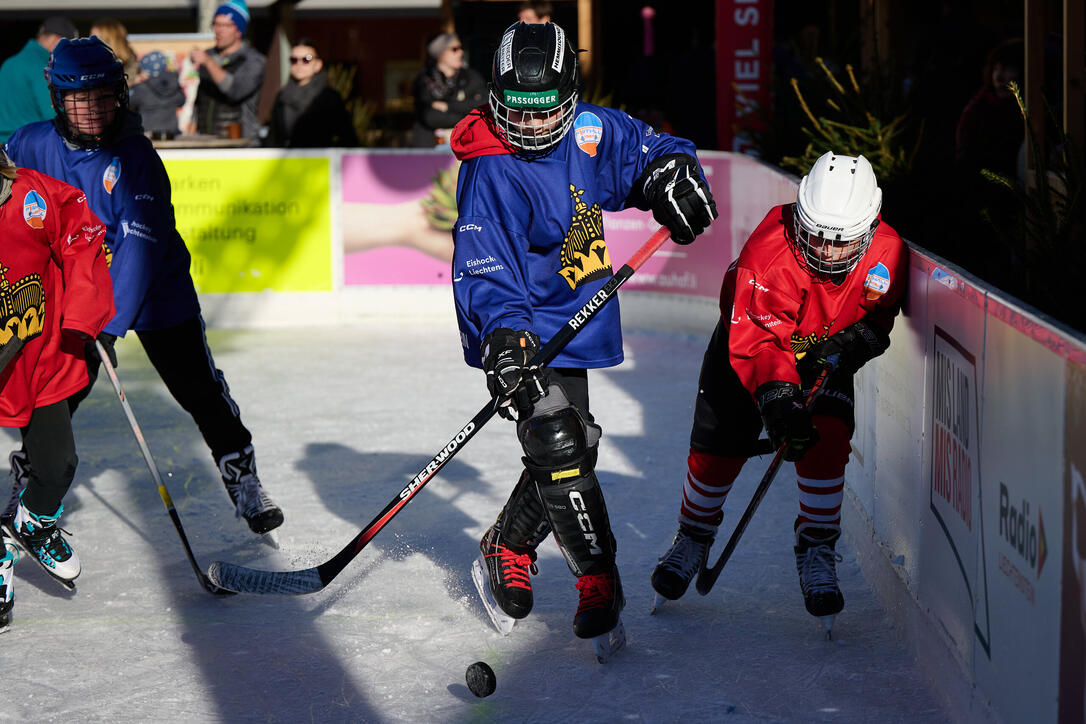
[793,151,882,275]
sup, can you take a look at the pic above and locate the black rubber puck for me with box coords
[465,661,496,697]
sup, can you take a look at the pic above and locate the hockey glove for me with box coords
[756,381,819,462]
[482,328,547,421]
[637,153,718,244]
[796,319,890,387]
[95,332,118,369]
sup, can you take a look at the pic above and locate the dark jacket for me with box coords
[265,74,357,148]
[192,41,266,139]
[130,72,185,136]
[410,65,487,147]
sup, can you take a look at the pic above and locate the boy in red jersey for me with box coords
[0,148,115,625]
[651,151,908,626]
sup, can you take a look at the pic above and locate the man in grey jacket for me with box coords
[188,0,265,140]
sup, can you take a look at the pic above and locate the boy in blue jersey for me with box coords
[3,37,283,536]
[452,21,717,649]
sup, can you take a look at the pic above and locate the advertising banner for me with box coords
[164,156,333,293]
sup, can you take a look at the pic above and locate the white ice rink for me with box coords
[2,313,956,722]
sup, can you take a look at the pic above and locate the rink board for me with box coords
[153,147,1086,721]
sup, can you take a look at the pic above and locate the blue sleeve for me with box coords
[104,144,175,334]
[452,160,536,359]
[589,106,702,212]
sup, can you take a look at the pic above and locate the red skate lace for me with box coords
[486,545,536,591]
[575,573,613,613]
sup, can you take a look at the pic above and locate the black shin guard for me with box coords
[495,470,550,550]
[529,461,616,577]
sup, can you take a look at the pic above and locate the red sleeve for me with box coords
[49,183,116,339]
[860,223,909,336]
[725,207,805,395]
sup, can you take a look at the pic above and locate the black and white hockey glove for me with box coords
[94,332,118,369]
[796,319,890,387]
[756,381,819,462]
[482,328,547,421]
[636,153,718,244]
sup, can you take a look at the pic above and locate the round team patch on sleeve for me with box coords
[103,157,122,194]
[574,112,603,157]
[23,190,46,229]
[863,261,890,300]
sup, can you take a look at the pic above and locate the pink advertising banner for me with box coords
[340,150,797,300]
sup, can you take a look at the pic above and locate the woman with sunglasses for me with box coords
[410,32,486,147]
[264,38,357,148]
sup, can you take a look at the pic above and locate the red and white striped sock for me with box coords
[678,448,744,532]
[793,416,850,533]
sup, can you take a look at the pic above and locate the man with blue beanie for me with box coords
[189,0,265,139]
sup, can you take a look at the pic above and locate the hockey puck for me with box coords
[465,661,496,698]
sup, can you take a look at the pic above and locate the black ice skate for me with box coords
[0,451,31,527]
[794,527,844,638]
[651,523,715,610]
[2,501,79,590]
[219,446,284,534]
[472,525,537,635]
[573,568,626,663]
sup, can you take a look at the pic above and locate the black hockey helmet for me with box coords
[488,21,578,154]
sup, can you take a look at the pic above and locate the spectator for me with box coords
[129,51,185,139]
[409,32,486,148]
[90,18,140,83]
[0,17,78,143]
[518,1,554,23]
[956,38,1025,182]
[188,0,266,140]
[264,38,357,148]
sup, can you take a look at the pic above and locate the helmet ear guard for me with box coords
[792,152,882,276]
[46,37,129,149]
[488,21,579,155]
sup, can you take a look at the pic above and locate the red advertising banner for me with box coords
[715,0,774,154]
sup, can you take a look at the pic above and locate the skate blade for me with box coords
[593,617,627,664]
[471,557,516,636]
[649,593,666,615]
[259,529,280,550]
[821,615,836,640]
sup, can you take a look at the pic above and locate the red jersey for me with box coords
[721,203,908,395]
[0,168,115,425]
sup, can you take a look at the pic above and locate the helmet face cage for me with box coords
[47,37,129,149]
[489,22,578,154]
[792,213,878,276]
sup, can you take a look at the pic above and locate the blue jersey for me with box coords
[6,114,200,337]
[451,103,700,369]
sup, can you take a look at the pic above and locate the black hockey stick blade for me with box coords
[207,227,673,595]
[695,364,834,596]
[95,340,235,596]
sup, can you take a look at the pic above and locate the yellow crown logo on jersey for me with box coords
[0,264,45,348]
[558,185,612,291]
[791,323,834,360]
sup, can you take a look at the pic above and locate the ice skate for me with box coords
[0,536,13,632]
[794,527,844,635]
[574,567,624,639]
[219,446,284,535]
[473,525,537,634]
[0,451,31,527]
[651,523,715,606]
[2,500,79,590]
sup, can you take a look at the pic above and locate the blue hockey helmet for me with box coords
[46,37,129,148]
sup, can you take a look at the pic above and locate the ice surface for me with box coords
[1,320,950,722]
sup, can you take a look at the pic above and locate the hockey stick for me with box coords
[94,339,234,596]
[208,226,673,595]
[695,362,835,596]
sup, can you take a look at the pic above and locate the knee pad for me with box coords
[517,384,600,471]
